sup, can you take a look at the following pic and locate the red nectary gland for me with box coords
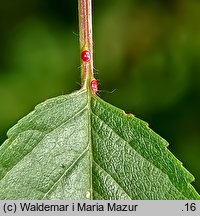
[81,50,91,62]
[90,79,98,93]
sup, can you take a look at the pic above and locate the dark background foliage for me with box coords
[0,0,199,193]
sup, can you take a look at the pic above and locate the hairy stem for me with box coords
[78,0,94,88]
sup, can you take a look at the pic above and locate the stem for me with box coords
[78,0,94,88]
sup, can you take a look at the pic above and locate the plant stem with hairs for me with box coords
[78,0,94,89]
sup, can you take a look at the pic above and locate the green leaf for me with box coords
[0,89,199,200]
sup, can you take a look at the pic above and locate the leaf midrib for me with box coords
[88,92,93,200]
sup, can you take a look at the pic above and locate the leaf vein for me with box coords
[93,160,132,200]
[0,106,88,183]
[42,147,89,199]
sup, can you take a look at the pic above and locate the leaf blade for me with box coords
[0,89,199,200]
[91,96,199,199]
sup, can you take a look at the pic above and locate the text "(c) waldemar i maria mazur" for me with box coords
[19,202,139,212]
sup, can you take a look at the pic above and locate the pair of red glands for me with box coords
[81,50,98,94]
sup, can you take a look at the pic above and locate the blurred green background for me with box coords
[0,0,199,193]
